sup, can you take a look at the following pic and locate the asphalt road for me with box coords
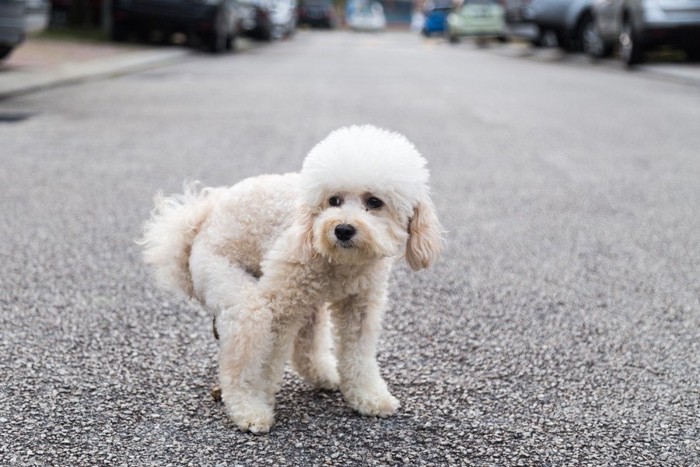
[2,31,699,466]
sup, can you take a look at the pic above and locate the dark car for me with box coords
[298,0,336,28]
[523,0,596,50]
[0,0,26,61]
[239,0,273,40]
[586,0,700,65]
[111,0,241,53]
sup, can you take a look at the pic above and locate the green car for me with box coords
[446,0,508,44]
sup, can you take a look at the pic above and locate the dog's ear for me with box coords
[405,198,443,271]
[289,204,317,261]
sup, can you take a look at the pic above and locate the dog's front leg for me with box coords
[292,305,340,390]
[331,293,400,417]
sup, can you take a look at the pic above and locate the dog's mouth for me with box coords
[336,239,355,249]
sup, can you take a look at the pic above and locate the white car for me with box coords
[348,1,386,31]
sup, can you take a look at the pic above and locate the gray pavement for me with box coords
[1,31,699,465]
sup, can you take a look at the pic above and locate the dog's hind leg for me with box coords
[217,300,276,434]
[189,241,275,433]
[292,305,340,391]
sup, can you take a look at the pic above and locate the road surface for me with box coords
[2,31,699,465]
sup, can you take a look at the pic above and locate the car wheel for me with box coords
[208,28,226,53]
[529,27,544,47]
[208,12,227,53]
[620,18,644,66]
[684,46,700,62]
[0,45,14,61]
[446,30,459,44]
[580,14,610,58]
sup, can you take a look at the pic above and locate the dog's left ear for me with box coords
[405,197,443,271]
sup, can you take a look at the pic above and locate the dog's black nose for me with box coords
[334,224,356,241]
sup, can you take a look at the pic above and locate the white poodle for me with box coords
[140,125,443,433]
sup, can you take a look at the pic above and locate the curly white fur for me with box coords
[139,125,443,433]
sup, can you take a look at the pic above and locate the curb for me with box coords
[0,48,193,100]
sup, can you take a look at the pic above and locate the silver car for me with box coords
[523,0,597,50]
[0,0,25,60]
[586,0,700,65]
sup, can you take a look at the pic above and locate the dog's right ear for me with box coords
[289,204,316,261]
[405,197,443,271]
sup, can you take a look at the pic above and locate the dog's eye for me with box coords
[329,196,342,207]
[366,197,384,210]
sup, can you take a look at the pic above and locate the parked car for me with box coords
[239,0,274,39]
[586,0,700,65]
[297,0,336,28]
[0,0,25,61]
[347,0,386,31]
[446,0,508,43]
[523,0,596,50]
[111,0,241,52]
[421,0,452,36]
[270,0,296,38]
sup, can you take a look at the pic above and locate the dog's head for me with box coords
[291,125,443,270]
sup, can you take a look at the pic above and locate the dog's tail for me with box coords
[138,181,223,299]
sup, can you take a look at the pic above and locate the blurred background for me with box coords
[1,0,699,64]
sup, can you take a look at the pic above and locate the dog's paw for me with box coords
[309,364,340,391]
[224,396,275,434]
[295,356,340,391]
[315,372,341,392]
[231,408,274,434]
[344,389,400,417]
[235,415,273,434]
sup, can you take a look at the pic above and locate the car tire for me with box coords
[529,27,544,47]
[555,28,574,51]
[684,46,700,62]
[208,28,226,53]
[208,12,227,53]
[0,45,14,61]
[580,14,610,59]
[225,32,235,51]
[620,18,644,67]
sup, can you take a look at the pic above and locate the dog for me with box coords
[139,125,443,433]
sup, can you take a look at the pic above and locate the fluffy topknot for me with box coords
[300,125,431,216]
